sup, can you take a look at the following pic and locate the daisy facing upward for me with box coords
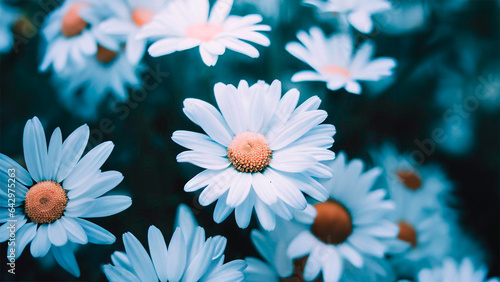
[137,0,271,66]
[172,79,336,231]
[0,117,132,277]
[286,27,396,94]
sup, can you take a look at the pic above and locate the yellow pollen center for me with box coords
[397,221,418,247]
[396,170,422,191]
[321,65,350,77]
[24,181,68,224]
[185,23,224,42]
[227,132,272,173]
[61,3,89,38]
[312,200,353,245]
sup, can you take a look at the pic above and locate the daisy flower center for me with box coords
[24,181,68,224]
[397,221,417,247]
[97,45,118,64]
[132,8,154,27]
[227,132,272,173]
[186,23,224,42]
[321,65,350,77]
[312,200,353,244]
[396,170,422,190]
[61,3,89,38]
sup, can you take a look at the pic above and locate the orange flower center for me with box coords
[132,8,154,27]
[312,200,353,245]
[397,221,418,247]
[61,3,89,38]
[321,65,350,77]
[97,45,118,64]
[24,181,68,224]
[396,170,422,191]
[227,132,272,173]
[185,23,224,42]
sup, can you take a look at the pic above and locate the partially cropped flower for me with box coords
[138,0,271,66]
[370,143,454,277]
[99,0,168,65]
[172,80,335,230]
[286,153,398,282]
[417,258,499,282]
[0,117,131,277]
[286,28,396,94]
[304,0,391,33]
[244,206,317,281]
[103,204,246,282]
[0,2,19,53]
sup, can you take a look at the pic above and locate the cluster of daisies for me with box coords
[0,0,497,281]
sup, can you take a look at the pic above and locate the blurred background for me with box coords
[0,0,499,280]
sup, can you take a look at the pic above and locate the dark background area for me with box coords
[0,0,499,280]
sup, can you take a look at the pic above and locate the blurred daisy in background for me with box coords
[286,153,398,282]
[244,206,316,281]
[103,204,246,282]
[416,257,499,282]
[286,27,396,94]
[0,117,132,277]
[137,0,271,66]
[303,0,391,33]
[0,1,19,54]
[172,79,336,230]
[371,143,455,278]
[99,0,168,65]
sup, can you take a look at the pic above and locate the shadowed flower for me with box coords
[172,79,336,230]
[0,2,19,54]
[303,0,391,33]
[137,0,271,66]
[286,27,396,94]
[0,117,131,277]
[103,204,246,282]
[417,258,499,282]
[286,153,398,282]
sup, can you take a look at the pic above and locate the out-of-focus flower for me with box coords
[244,206,316,281]
[286,27,396,94]
[417,258,499,282]
[371,143,454,277]
[375,0,429,35]
[99,0,168,65]
[0,117,131,277]
[0,2,19,53]
[172,79,336,230]
[103,204,246,282]
[137,0,271,66]
[286,153,398,282]
[303,0,391,33]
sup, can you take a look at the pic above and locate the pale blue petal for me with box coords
[30,224,50,257]
[123,232,157,282]
[74,218,115,244]
[148,226,168,282]
[81,196,131,218]
[48,220,68,246]
[56,124,90,182]
[52,245,80,277]
[167,227,187,281]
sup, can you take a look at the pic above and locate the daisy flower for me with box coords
[103,204,246,282]
[0,117,132,277]
[304,0,392,33]
[99,0,168,65]
[0,1,19,54]
[286,153,398,282]
[286,27,396,94]
[417,257,499,282]
[137,0,271,66]
[172,79,336,230]
[370,143,454,277]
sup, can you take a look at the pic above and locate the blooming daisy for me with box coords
[370,143,454,277]
[286,153,398,282]
[99,0,168,65]
[416,257,499,282]
[172,79,336,230]
[137,0,271,66]
[0,117,132,277]
[0,1,19,54]
[103,204,246,281]
[303,0,392,33]
[286,27,396,94]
